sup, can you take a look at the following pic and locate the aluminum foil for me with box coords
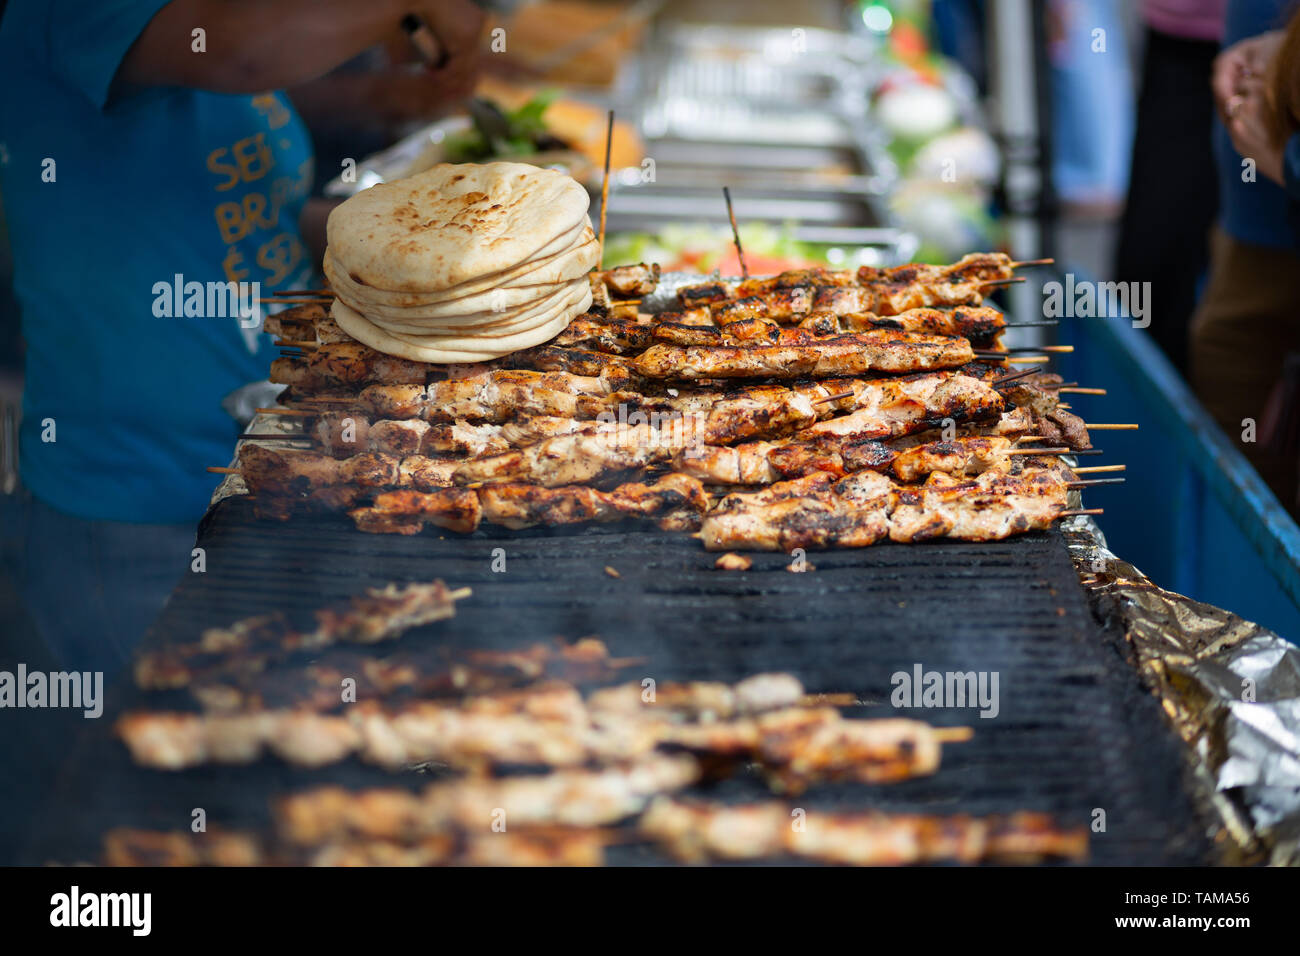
[1063,518,1300,865]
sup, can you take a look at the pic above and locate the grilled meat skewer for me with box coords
[676,253,1020,314]
[102,826,606,867]
[275,755,702,843]
[118,673,962,793]
[698,466,1077,551]
[348,473,708,535]
[133,581,466,691]
[187,637,633,713]
[630,329,974,380]
[640,800,1088,865]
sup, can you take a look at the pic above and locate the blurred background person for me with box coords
[1114,0,1227,373]
[0,0,485,680]
[1046,0,1135,218]
[1190,0,1300,512]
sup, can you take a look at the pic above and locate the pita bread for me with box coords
[323,226,597,310]
[334,277,588,333]
[331,292,587,363]
[381,284,589,346]
[344,279,589,338]
[327,256,594,324]
[326,162,591,293]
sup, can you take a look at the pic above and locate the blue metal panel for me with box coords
[1052,295,1300,643]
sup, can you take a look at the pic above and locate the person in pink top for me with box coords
[1114,0,1228,374]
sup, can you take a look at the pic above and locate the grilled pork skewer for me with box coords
[119,676,794,770]
[118,674,963,792]
[698,466,1077,551]
[276,755,702,844]
[133,581,467,691]
[630,329,975,380]
[640,800,1088,865]
[677,402,1093,485]
[102,826,606,867]
[597,262,661,298]
[678,434,1022,486]
[187,637,633,712]
[245,372,1008,502]
[676,253,1022,313]
[276,367,1024,460]
[799,305,1006,341]
[278,324,981,388]
[448,371,1003,488]
[349,473,708,535]
[451,391,819,487]
[273,349,633,394]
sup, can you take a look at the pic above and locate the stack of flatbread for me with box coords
[323,162,598,362]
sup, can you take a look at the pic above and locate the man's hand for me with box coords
[120,0,426,95]
[407,0,487,106]
[1226,78,1286,185]
[1213,30,1284,122]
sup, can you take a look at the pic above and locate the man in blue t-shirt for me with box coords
[0,0,484,674]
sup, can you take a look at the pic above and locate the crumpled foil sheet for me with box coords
[1063,517,1300,865]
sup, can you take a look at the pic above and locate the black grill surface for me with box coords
[27,495,1211,865]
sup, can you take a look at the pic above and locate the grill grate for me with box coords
[26,496,1211,865]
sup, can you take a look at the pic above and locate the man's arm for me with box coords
[117,0,426,94]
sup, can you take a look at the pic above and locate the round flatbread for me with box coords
[330,287,589,363]
[336,276,590,334]
[376,282,590,346]
[323,226,598,310]
[326,162,591,293]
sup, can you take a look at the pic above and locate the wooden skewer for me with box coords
[1067,477,1125,488]
[975,350,1057,362]
[988,345,1074,354]
[448,587,472,601]
[934,727,975,743]
[1073,464,1125,474]
[1004,320,1059,328]
[597,109,614,272]
[270,288,332,297]
[255,407,314,417]
[992,366,1046,386]
[980,277,1026,288]
[800,692,863,707]
[1014,435,1045,442]
[1009,258,1054,268]
[814,390,855,406]
[722,186,749,280]
[206,466,238,475]
[1005,447,1070,456]
[1059,387,1106,395]
[1071,448,1106,456]
[1059,508,1103,517]
[1084,423,1139,430]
